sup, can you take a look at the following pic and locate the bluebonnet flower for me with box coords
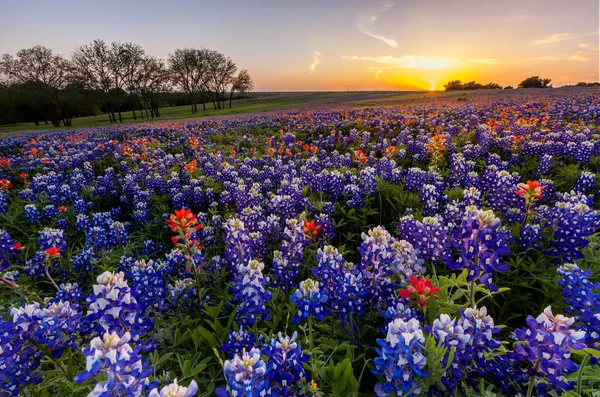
[74,331,158,396]
[390,240,426,285]
[167,278,197,310]
[543,194,599,261]
[232,259,272,325]
[356,226,398,309]
[574,171,596,194]
[512,306,586,395]
[398,215,450,262]
[557,263,599,350]
[445,210,511,291]
[149,379,198,397]
[271,218,308,290]
[85,271,153,343]
[127,259,168,312]
[372,318,428,397]
[534,154,553,178]
[221,326,257,359]
[0,317,43,395]
[262,332,309,396]
[291,278,330,323]
[217,348,272,397]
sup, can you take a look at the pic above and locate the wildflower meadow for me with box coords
[0,89,599,396]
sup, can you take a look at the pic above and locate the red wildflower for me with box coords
[0,179,13,190]
[12,242,22,250]
[515,180,546,200]
[57,206,68,212]
[399,276,440,308]
[44,247,61,259]
[303,220,323,238]
[184,160,197,174]
[166,209,202,231]
[189,137,200,150]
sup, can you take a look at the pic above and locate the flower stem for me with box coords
[44,261,60,291]
[468,279,476,308]
[526,358,541,397]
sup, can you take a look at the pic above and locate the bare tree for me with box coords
[168,48,210,114]
[0,46,72,127]
[229,69,253,108]
[72,40,116,122]
[134,56,170,118]
[206,50,237,110]
[110,42,145,122]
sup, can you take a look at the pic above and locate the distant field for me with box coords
[1,88,595,134]
[0,91,457,134]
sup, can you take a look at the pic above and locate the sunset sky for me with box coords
[1,0,598,91]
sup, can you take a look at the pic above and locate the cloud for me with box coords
[342,55,459,70]
[533,31,599,45]
[368,66,384,80]
[468,58,499,64]
[308,51,322,74]
[356,4,398,48]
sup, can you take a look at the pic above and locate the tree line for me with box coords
[0,41,254,127]
[442,76,591,91]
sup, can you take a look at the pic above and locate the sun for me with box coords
[428,87,437,92]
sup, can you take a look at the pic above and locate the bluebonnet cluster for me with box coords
[398,215,449,262]
[74,331,158,396]
[261,332,310,395]
[271,218,308,290]
[512,306,586,395]
[232,259,272,325]
[557,263,599,350]
[220,326,257,359]
[373,318,428,397]
[85,271,153,343]
[291,278,330,323]
[444,209,511,290]
[218,348,272,397]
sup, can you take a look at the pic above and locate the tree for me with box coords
[134,56,170,118]
[110,42,145,122]
[72,40,116,122]
[503,86,514,90]
[0,46,72,127]
[518,76,552,88]
[482,83,502,90]
[168,48,210,114]
[206,50,237,110]
[229,69,253,108]
[443,80,464,91]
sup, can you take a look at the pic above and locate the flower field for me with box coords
[0,89,599,396]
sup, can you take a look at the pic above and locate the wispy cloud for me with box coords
[533,31,599,45]
[342,55,459,70]
[308,51,322,74]
[356,4,398,48]
[368,66,384,80]
[468,58,499,65]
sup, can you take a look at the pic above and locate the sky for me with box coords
[0,0,598,91]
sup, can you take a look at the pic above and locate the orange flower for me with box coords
[353,150,368,163]
[0,158,11,169]
[385,146,398,157]
[184,160,197,174]
[303,220,323,238]
[189,137,200,150]
[44,247,61,259]
[57,206,68,212]
[230,149,237,157]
